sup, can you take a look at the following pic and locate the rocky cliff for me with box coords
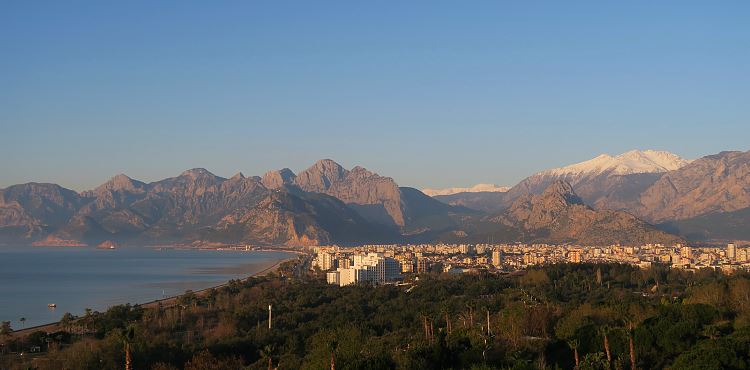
[487,181,681,245]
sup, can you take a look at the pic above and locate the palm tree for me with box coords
[259,344,275,370]
[120,326,136,370]
[627,321,636,370]
[328,338,338,370]
[421,314,432,343]
[600,326,611,364]
[567,339,580,369]
[19,317,26,329]
[0,321,12,337]
[440,304,452,335]
[59,312,74,332]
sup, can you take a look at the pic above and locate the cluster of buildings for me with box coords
[320,251,402,286]
[311,242,750,286]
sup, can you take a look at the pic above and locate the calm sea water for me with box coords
[0,247,292,329]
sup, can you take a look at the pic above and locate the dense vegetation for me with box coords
[3,261,750,369]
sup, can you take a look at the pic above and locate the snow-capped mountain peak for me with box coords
[422,183,510,197]
[543,150,691,177]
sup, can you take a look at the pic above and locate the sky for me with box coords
[1,1,749,191]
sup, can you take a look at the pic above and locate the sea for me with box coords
[0,246,293,329]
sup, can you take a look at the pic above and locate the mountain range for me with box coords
[434,149,750,242]
[1,149,747,247]
[422,184,510,197]
[0,160,474,247]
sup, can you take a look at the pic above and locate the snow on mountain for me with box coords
[543,150,691,177]
[422,183,510,197]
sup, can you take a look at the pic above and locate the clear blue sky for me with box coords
[1,1,748,191]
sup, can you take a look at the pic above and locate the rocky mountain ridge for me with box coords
[432,149,750,242]
[262,159,471,231]
[489,181,682,245]
[434,150,691,213]
[0,160,462,247]
[5,149,744,246]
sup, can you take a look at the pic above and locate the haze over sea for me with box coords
[0,247,291,329]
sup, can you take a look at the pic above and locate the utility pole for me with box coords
[268,304,272,330]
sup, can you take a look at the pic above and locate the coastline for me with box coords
[7,253,299,338]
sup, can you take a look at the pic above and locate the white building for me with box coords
[354,253,401,282]
[319,251,336,271]
[327,252,401,287]
[326,271,340,285]
[492,250,502,267]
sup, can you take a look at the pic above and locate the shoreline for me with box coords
[6,252,299,338]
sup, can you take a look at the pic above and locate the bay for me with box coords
[0,247,292,329]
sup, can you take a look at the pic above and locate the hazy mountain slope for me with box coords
[494,181,682,245]
[441,181,681,245]
[422,184,509,197]
[398,187,479,234]
[80,174,148,210]
[637,150,750,223]
[0,183,83,241]
[433,192,509,213]
[52,170,274,244]
[657,207,750,242]
[207,190,399,246]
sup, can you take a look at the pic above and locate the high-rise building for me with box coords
[338,256,352,269]
[319,251,337,271]
[739,248,749,263]
[680,245,692,259]
[416,257,430,273]
[728,243,737,261]
[356,253,401,282]
[568,250,582,263]
[326,271,340,285]
[328,253,401,287]
[492,250,502,267]
[400,259,415,273]
[458,244,475,255]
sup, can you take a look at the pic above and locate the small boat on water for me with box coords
[96,240,119,250]
[47,303,57,308]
